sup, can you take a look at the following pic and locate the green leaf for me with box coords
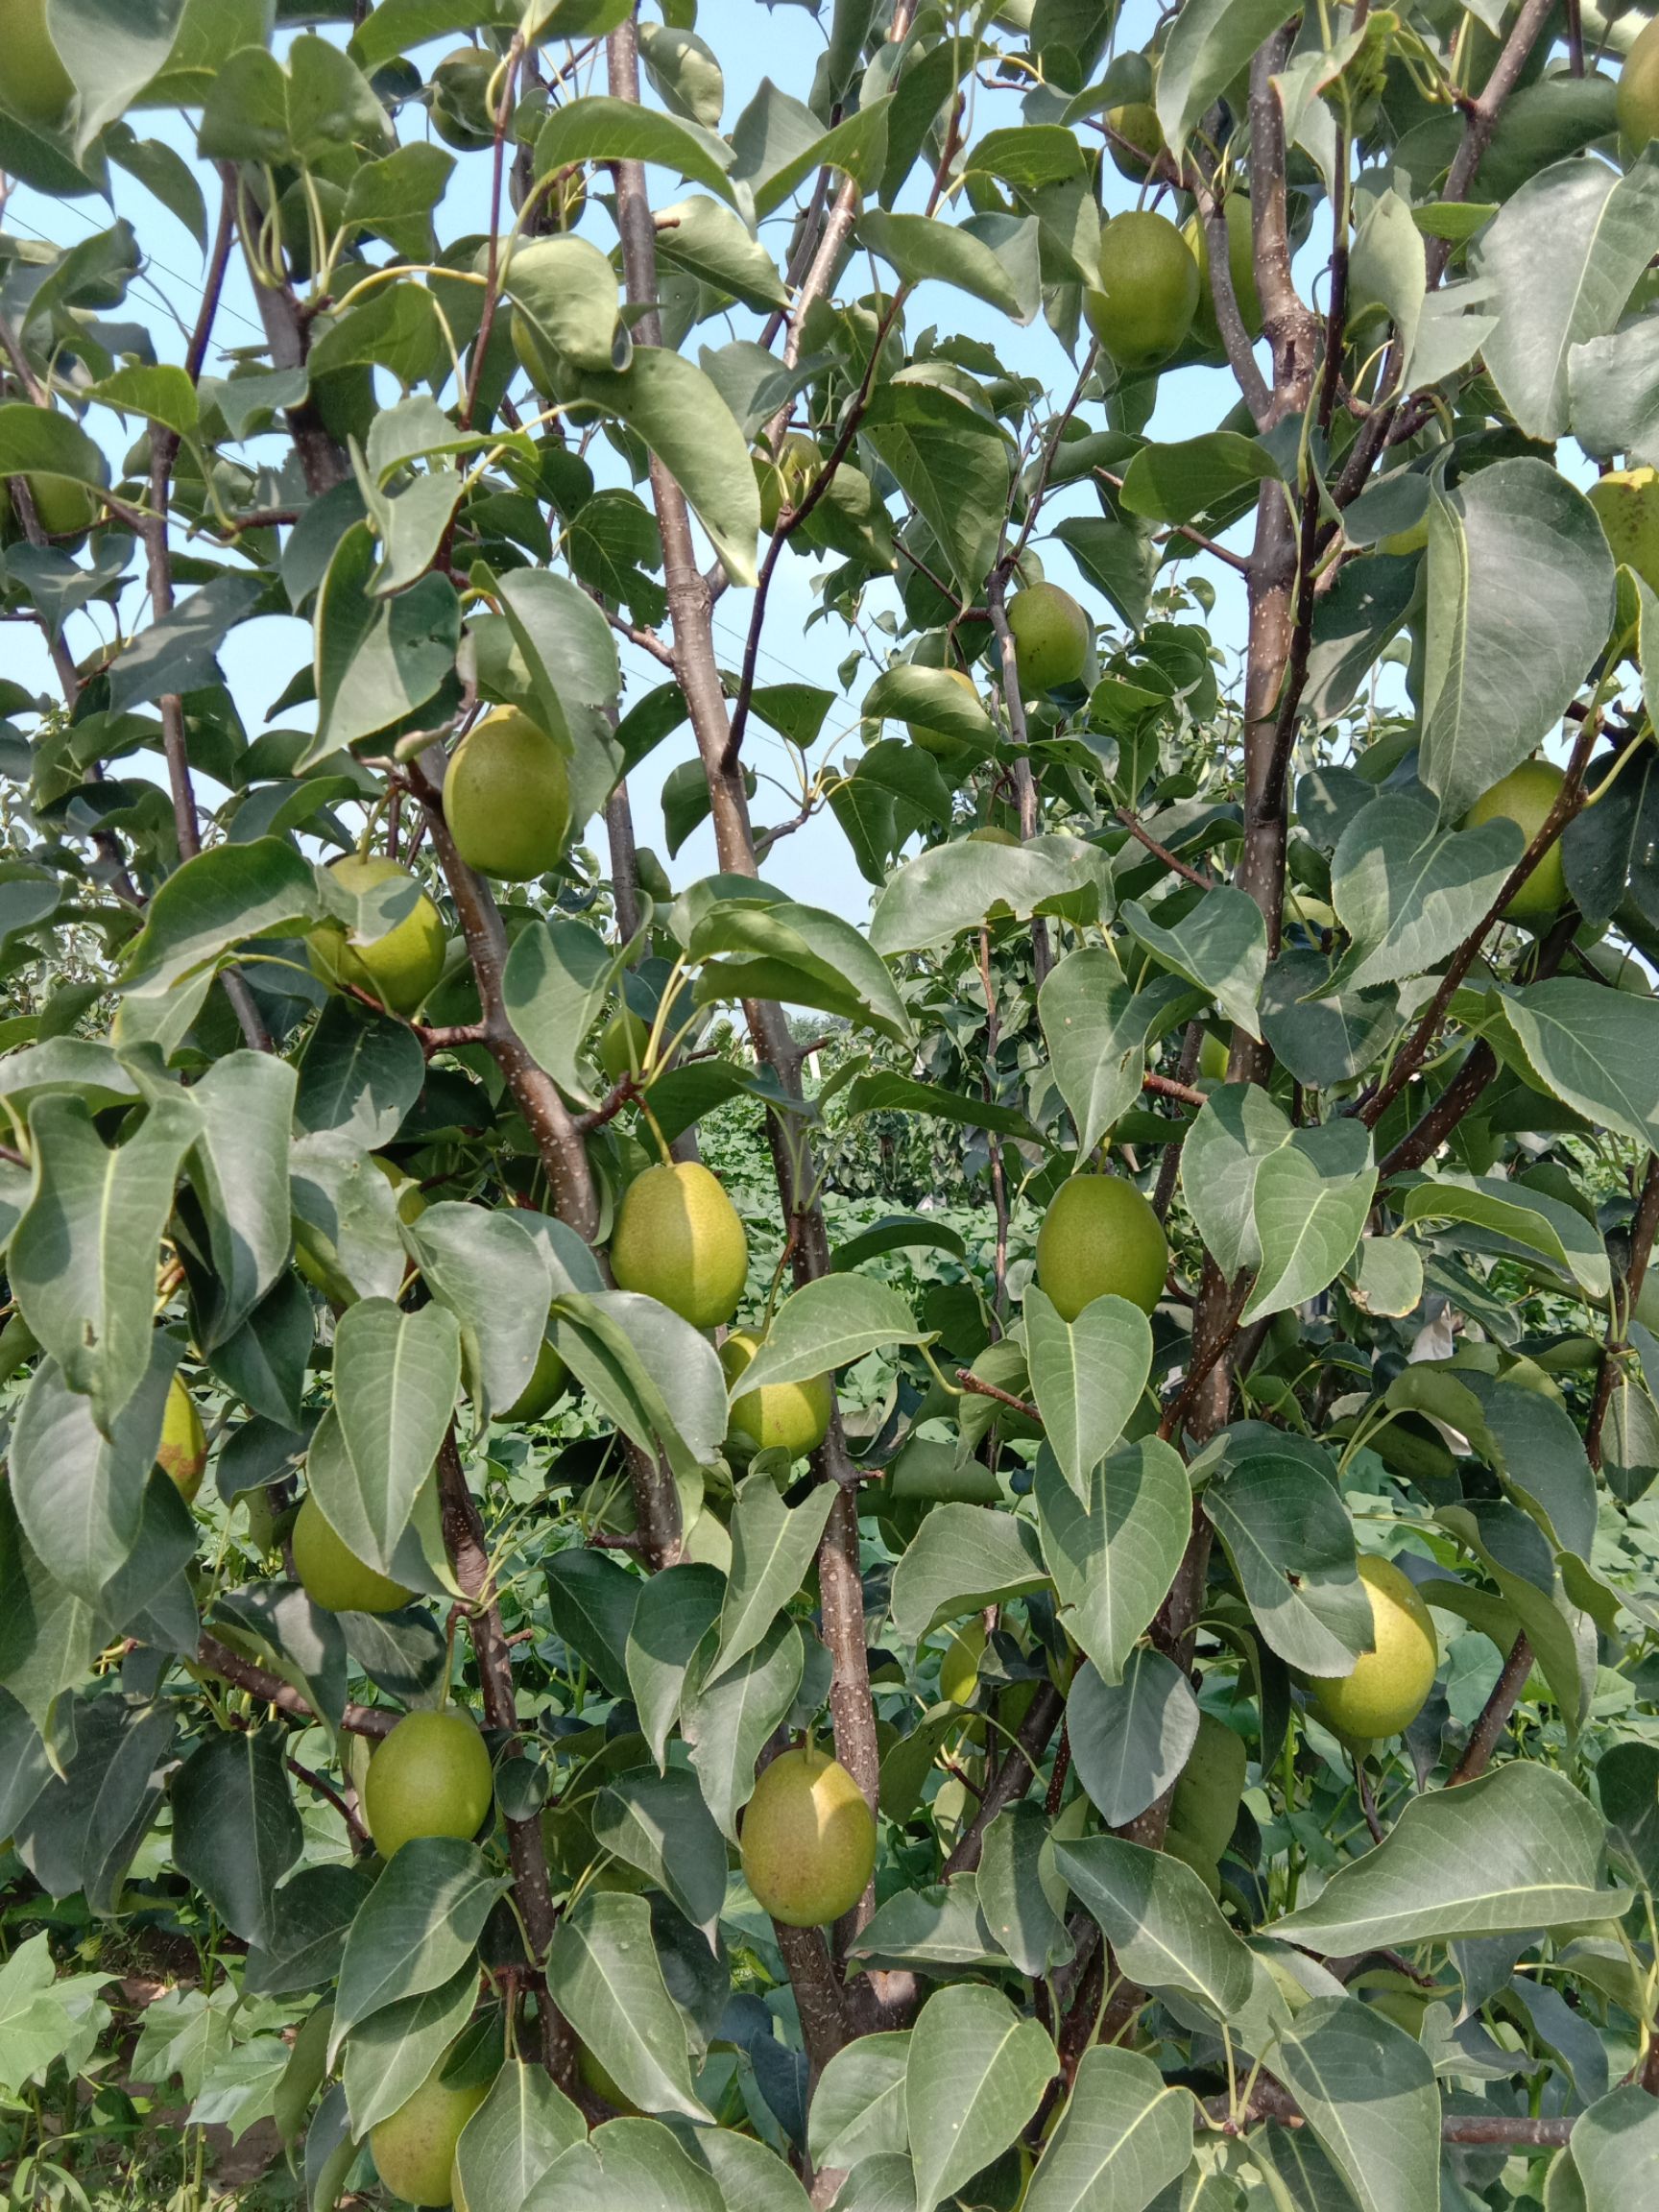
[504,233,621,374]
[92,363,197,438]
[107,127,207,248]
[121,837,322,996]
[817,2154,917,2210]
[904,1983,1056,2212]
[862,378,1012,596]
[747,92,893,217]
[1121,886,1267,1040]
[1501,980,1659,1154]
[1035,1440,1190,1685]
[12,1091,198,1433]
[245,1864,375,1998]
[171,1731,302,1952]
[626,1562,727,1770]
[1328,793,1524,992]
[534,93,737,206]
[1179,1083,1291,1280]
[527,2115,726,2211]
[1271,1997,1440,2212]
[1054,1835,1256,2020]
[108,573,263,714]
[1054,515,1159,635]
[592,1767,727,1933]
[311,526,460,759]
[653,196,789,311]
[871,835,1111,956]
[197,32,392,165]
[691,2128,814,2212]
[840,1073,1036,1142]
[1476,151,1659,442]
[343,142,455,260]
[979,1802,1071,1979]
[1259,952,1398,1084]
[291,1136,407,1309]
[12,1692,176,1915]
[406,1201,553,1424]
[687,896,913,1046]
[0,1933,114,2099]
[830,1214,969,1272]
[1572,317,1659,472]
[547,1890,709,2120]
[341,1961,477,2136]
[328,1299,462,1575]
[1242,1121,1377,1324]
[1118,434,1280,526]
[500,915,614,1109]
[10,1345,174,1602]
[850,1880,1002,1975]
[1272,1762,1624,1952]
[857,209,1034,322]
[0,1486,102,1737]
[888,1503,1050,1642]
[809,2032,911,2172]
[1023,1285,1153,1501]
[552,1290,728,1480]
[0,402,108,487]
[296,1002,424,1153]
[709,1474,834,1685]
[1069,1649,1199,1829]
[543,1550,638,1700]
[1201,1446,1370,1675]
[454,2058,586,2212]
[1039,951,1193,1157]
[862,663,999,751]
[1419,461,1616,824]
[681,1615,804,1839]
[1157,0,1299,155]
[565,349,759,589]
[731,1275,928,1397]
[1346,1235,1425,1319]
[1395,1171,1610,1303]
[1572,2083,1659,2209]
[1023,2045,1196,2212]
[330,1839,506,2059]
[487,563,623,834]
[188,1049,299,1348]
[349,0,513,69]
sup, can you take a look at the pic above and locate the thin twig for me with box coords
[1117,806,1215,889]
[956,1367,1039,1421]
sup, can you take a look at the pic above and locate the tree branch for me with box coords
[607,11,882,1982]
[941,1680,1065,1878]
[1448,1630,1535,1787]
[1586,1150,1659,1467]
[437,1431,579,2087]
[194,1631,394,1739]
[1361,722,1596,1130]
[410,755,601,1238]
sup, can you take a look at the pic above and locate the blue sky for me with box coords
[7,0,1260,919]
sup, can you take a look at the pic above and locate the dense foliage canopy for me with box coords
[5,0,1659,2205]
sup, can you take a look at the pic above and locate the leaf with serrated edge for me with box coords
[904,1984,1056,2212]
[1023,2044,1196,2212]
[709,1476,834,1683]
[1272,1764,1625,1952]
[1024,1285,1152,1502]
[1054,1836,1255,2020]
[546,1891,709,2119]
[1035,1438,1190,1686]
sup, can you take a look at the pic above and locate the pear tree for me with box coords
[5,0,1659,2207]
